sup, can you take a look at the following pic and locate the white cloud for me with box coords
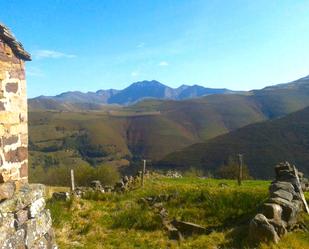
[159,61,169,66]
[137,42,145,48]
[131,71,139,77]
[33,49,76,59]
[27,67,44,77]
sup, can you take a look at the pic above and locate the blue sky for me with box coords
[1,0,309,97]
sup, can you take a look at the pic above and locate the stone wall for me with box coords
[0,24,58,248]
[0,38,28,185]
[0,184,57,248]
[249,162,308,245]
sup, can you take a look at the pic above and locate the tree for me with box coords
[216,156,252,180]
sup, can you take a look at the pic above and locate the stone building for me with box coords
[0,24,57,248]
[0,23,30,185]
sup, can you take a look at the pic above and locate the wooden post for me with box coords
[238,154,243,186]
[293,166,309,214]
[141,159,146,187]
[71,169,75,192]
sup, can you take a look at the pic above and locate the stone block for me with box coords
[0,181,15,201]
[29,197,46,218]
[0,112,20,124]
[0,213,15,243]
[269,181,295,193]
[4,146,27,163]
[24,210,52,248]
[0,184,45,213]
[270,189,293,202]
[2,134,19,146]
[267,197,301,226]
[5,82,18,93]
[0,228,26,249]
[262,203,282,221]
[15,209,29,227]
[32,236,48,249]
[19,162,28,178]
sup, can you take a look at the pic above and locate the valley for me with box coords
[29,75,309,183]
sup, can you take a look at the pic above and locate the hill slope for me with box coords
[158,106,309,178]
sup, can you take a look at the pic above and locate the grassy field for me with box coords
[47,177,309,249]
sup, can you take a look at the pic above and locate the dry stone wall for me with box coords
[249,162,308,245]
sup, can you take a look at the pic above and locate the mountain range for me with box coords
[28,74,309,179]
[28,80,234,110]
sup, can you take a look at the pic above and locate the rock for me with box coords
[44,228,58,249]
[103,186,113,192]
[163,223,183,241]
[249,214,279,244]
[171,219,206,236]
[0,213,15,242]
[32,236,48,249]
[275,162,293,176]
[218,182,228,188]
[267,198,301,227]
[270,189,293,202]
[24,210,52,248]
[122,176,129,184]
[0,184,45,213]
[114,181,124,189]
[0,229,26,249]
[269,219,287,237]
[262,203,282,221]
[269,181,295,193]
[29,197,46,218]
[52,192,70,201]
[90,180,102,190]
[15,209,29,227]
[0,181,15,201]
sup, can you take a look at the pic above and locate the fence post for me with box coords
[238,154,243,186]
[141,159,146,187]
[71,169,75,192]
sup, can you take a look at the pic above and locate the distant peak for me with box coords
[131,80,165,87]
[302,75,309,80]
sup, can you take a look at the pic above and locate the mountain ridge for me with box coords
[158,105,309,178]
[28,80,235,109]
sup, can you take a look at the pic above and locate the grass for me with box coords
[45,177,309,249]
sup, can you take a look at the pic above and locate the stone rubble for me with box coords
[139,193,207,240]
[56,171,148,199]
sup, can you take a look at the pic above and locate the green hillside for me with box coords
[29,76,309,180]
[158,106,309,178]
[29,94,268,178]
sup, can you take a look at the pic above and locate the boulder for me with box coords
[249,214,279,244]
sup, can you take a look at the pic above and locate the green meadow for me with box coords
[47,177,309,249]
